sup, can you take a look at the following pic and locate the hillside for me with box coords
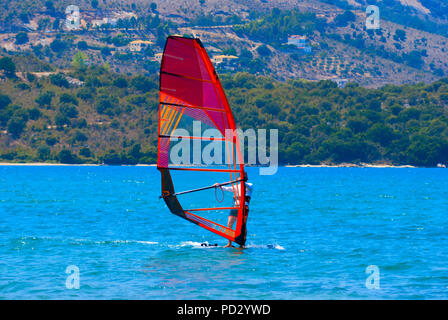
[1,0,447,87]
[1,55,447,167]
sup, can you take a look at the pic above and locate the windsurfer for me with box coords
[215,171,253,248]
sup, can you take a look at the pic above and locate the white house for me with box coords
[128,40,154,52]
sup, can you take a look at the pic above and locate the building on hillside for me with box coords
[154,53,163,62]
[211,55,239,70]
[89,10,137,28]
[330,77,348,88]
[91,17,117,28]
[128,40,154,52]
[212,55,238,65]
[286,35,312,53]
[66,76,85,87]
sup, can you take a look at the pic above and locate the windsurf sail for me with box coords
[157,36,247,246]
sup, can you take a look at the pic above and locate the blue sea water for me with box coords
[0,165,447,299]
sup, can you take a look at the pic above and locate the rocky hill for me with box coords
[0,0,447,87]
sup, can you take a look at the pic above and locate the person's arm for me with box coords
[220,185,234,192]
[214,183,236,193]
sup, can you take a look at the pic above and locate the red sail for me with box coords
[157,36,247,246]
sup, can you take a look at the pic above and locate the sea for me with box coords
[0,165,447,299]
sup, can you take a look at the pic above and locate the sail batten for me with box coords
[157,36,247,246]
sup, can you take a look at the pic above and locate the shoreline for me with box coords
[0,162,157,167]
[284,163,417,168]
[0,162,423,168]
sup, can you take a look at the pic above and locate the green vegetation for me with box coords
[234,9,324,46]
[333,10,356,28]
[190,13,242,26]
[320,0,448,37]
[0,57,17,78]
[0,60,158,164]
[15,32,29,45]
[223,73,448,167]
[1,56,448,167]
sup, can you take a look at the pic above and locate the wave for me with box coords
[72,239,158,245]
[14,236,158,246]
[167,241,221,249]
[245,243,285,250]
[169,241,285,250]
[13,236,284,250]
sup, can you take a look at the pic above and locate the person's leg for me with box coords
[227,215,237,229]
[224,214,237,247]
[239,207,249,248]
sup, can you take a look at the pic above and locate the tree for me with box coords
[366,123,395,146]
[77,87,94,101]
[394,29,407,42]
[19,12,29,23]
[240,48,253,60]
[0,94,11,109]
[406,136,448,166]
[38,18,51,31]
[7,109,28,138]
[54,112,70,127]
[58,149,79,164]
[128,143,142,159]
[72,51,88,70]
[285,142,307,163]
[403,51,424,69]
[37,146,51,161]
[347,117,368,134]
[131,75,156,92]
[45,136,58,146]
[15,32,29,45]
[59,104,78,118]
[49,74,70,88]
[28,108,41,120]
[96,96,118,115]
[0,57,16,77]
[72,130,87,143]
[101,47,111,56]
[79,147,93,158]
[59,93,78,106]
[77,41,88,50]
[334,10,356,27]
[102,149,123,165]
[113,77,128,88]
[35,91,55,107]
[50,39,68,53]
[45,1,55,13]
[257,45,271,57]
[52,19,60,30]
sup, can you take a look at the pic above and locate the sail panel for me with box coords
[161,36,211,82]
[157,36,247,246]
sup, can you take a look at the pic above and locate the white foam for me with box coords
[168,241,285,250]
[246,243,285,250]
[71,238,158,245]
